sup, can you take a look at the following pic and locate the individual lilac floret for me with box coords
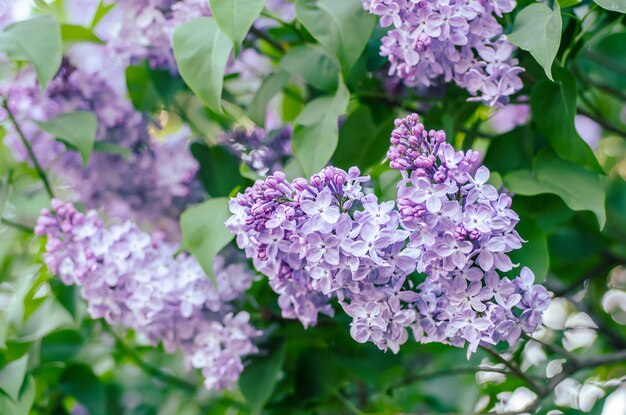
[220,126,292,176]
[35,200,260,390]
[363,0,523,106]
[389,114,550,354]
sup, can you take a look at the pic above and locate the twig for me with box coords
[578,108,626,139]
[108,329,197,392]
[249,26,285,53]
[389,366,518,391]
[481,346,544,394]
[1,218,34,233]
[1,98,55,198]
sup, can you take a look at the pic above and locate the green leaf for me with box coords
[508,3,561,80]
[0,355,29,401]
[581,32,626,90]
[280,45,339,92]
[18,298,74,342]
[210,0,266,50]
[504,149,606,229]
[173,17,232,113]
[59,364,107,415]
[249,71,290,126]
[93,142,132,159]
[37,111,98,167]
[0,376,35,415]
[530,68,603,174]
[61,24,103,44]
[90,1,115,29]
[295,0,376,74]
[239,343,286,415]
[593,0,626,13]
[509,217,549,282]
[0,15,62,89]
[191,142,249,197]
[333,106,394,170]
[0,172,10,220]
[292,81,349,177]
[180,198,234,281]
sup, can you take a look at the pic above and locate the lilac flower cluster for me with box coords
[36,200,260,390]
[363,0,523,106]
[1,60,199,237]
[220,125,292,176]
[96,0,211,72]
[388,114,549,353]
[228,113,549,356]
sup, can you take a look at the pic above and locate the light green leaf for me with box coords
[173,17,232,113]
[240,343,286,415]
[249,71,290,126]
[295,0,376,74]
[180,198,234,282]
[504,149,606,229]
[530,68,603,174]
[37,111,98,167]
[292,81,349,177]
[0,375,35,415]
[93,142,132,159]
[593,0,626,13]
[280,44,339,92]
[0,15,62,89]
[17,298,74,342]
[61,24,103,44]
[210,0,266,49]
[90,1,115,29]
[508,3,561,80]
[0,355,29,401]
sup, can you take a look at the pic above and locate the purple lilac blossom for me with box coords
[488,103,531,134]
[35,200,260,390]
[95,0,211,72]
[363,0,524,106]
[228,113,550,356]
[0,62,200,237]
[220,125,292,176]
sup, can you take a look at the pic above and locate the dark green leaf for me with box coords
[59,364,107,415]
[295,0,376,74]
[280,44,339,92]
[173,17,232,113]
[40,330,82,363]
[249,71,290,126]
[210,0,266,49]
[504,149,606,229]
[530,68,603,173]
[580,32,626,91]
[37,111,98,166]
[0,15,62,89]
[191,142,249,197]
[0,355,29,401]
[333,106,394,170]
[239,343,286,415]
[508,3,561,80]
[180,198,234,281]
[292,81,349,176]
[509,217,549,282]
